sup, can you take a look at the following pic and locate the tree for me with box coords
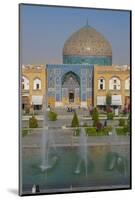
[29,115,38,128]
[106,92,112,108]
[71,111,79,127]
[119,118,125,126]
[92,107,99,126]
[48,111,57,121]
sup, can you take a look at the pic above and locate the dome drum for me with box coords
[63,55,112,65]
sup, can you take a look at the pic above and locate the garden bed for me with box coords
[72,126,112,136]
[116,127,129,136]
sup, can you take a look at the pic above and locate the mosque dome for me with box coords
[63,23,112,65]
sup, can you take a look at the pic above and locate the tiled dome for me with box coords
[63,25,112,57]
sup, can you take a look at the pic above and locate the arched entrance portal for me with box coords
[62,71,80,107]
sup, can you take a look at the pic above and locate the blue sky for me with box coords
[20,4,130,65]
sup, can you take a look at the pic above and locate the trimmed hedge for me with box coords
[116,127,127,135]
[85,126,112,136]
[48,111,57,121]
[97,131,108,136]
[22,129,28,137]
[73,125,113,137]
[119,118,126,126]
[100,125,112,135]
[85,127,97,136]
[105,125,112,132]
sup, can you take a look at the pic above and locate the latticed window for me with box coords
[36,83,39,90]
[98,78,105,90]
[33,78,41,90]
[125,77,130,90]
[22,76,29,90]
[22,83,24,90]
[113,85,117,90]
[109,77,121,90]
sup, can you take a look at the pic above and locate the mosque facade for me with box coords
[22,23,130,111]
[46,23,112,108]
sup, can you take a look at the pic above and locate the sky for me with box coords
[20,4,130,65]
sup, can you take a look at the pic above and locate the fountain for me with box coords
[74,127,88,176]
[105,145,128,176]
[40,130,51,172]
[112,126,116,136]
[116,155,128,176]
[39,95,58,172]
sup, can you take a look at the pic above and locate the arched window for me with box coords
[22,76,29,90]
[33,78,41,90]
[109,77,121,90]
[125,77,130,90]
[98,78,105,90]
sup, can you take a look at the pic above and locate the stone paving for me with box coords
[22,128,130,148]
[22,184,130,195]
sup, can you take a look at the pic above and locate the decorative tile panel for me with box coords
[81,68,87,101]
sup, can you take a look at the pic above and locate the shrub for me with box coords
[85,127,97,136]
[123,124,130,134]
[22,129,28,137]
[116,127,127,135]
[107,112,114,120]
[127,123,130,133]
[100,128,108,135]
[119,118,125,126]
[106,125,112,132]
[97,130,108,136]
[123,125,128,134]
[71,111,79,127]
[29,115,38,128]
[48,111,57,121]
[100,126,112,135]
[92,107,99,126]
[82,125,113,136]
